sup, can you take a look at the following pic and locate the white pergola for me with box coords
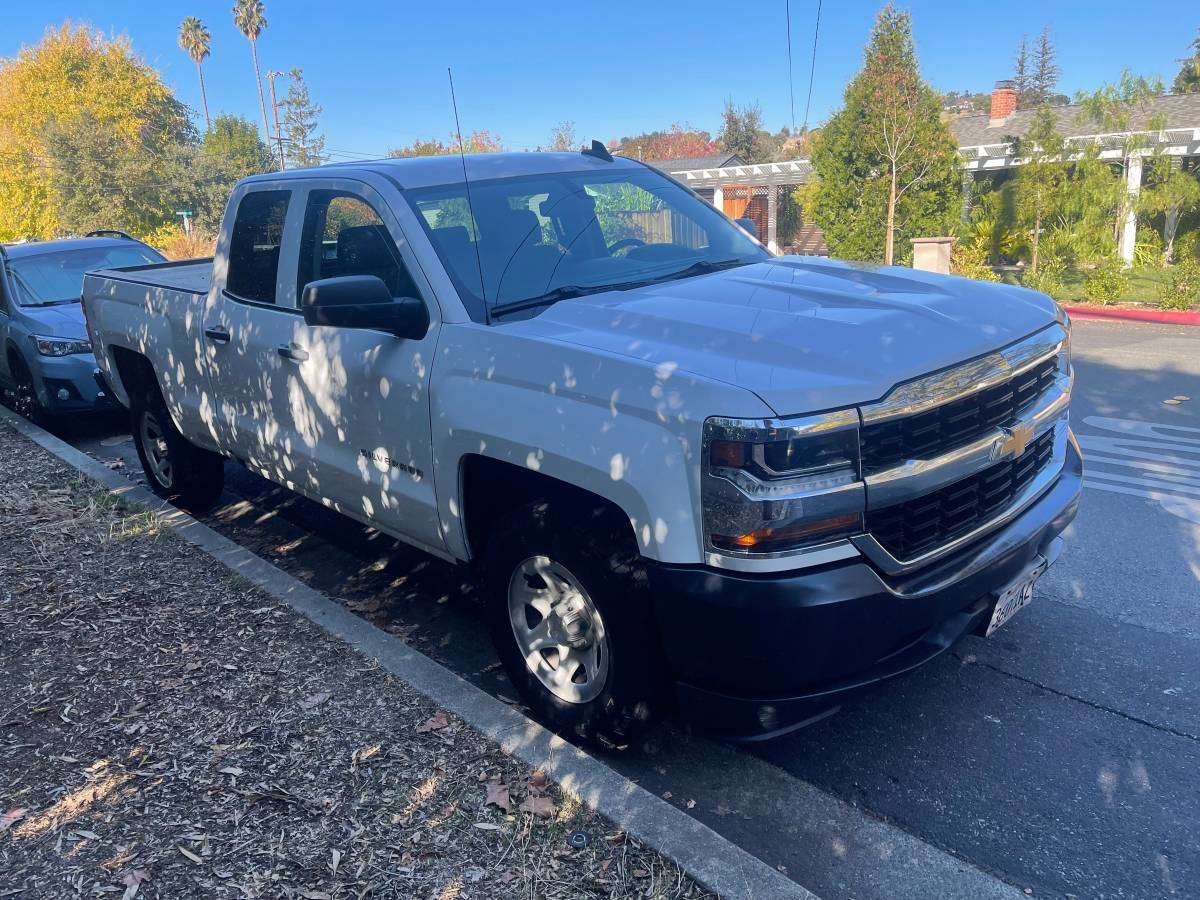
[959,127,1200,264]
[665,124,1200,264]
[668,160,812,253]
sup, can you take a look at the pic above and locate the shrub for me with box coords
[1081,259,1128,305]
[155,226,217,261]
[1022,259,1066,299]
[1159,260,1200,311]
[950,242,1000,282]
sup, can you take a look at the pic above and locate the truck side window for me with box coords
[298,192,420,299]
[226,190,291,305]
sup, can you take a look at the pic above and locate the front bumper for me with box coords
[30,352,119,413]
[648,435,1083,740]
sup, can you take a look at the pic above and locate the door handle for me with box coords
[204,327,231,344]
[276,344,309,362]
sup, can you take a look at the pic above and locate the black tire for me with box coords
[5,354,49,425]
[483,500,669,749]
[130,385,225,512]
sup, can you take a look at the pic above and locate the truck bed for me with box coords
[91,257,213,296]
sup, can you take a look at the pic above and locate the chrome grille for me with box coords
[860,356,1058,474]
[864,429,1055,561]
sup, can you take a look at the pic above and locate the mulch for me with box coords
[0,423,713,900]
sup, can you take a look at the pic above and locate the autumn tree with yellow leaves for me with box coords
[0,24,193,241]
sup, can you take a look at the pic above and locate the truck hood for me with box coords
[20,302,87,340]
[510,256,1061,417]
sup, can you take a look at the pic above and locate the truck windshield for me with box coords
[405,167,768,321]
[6,244,162,307]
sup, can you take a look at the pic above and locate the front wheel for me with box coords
[131,399,225,512]
[484,501,669,749]
[5,355,48,425]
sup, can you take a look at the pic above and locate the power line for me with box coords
[802,0,823,133]
[786,0,796,133]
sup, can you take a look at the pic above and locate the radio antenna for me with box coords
[448,67,489,323]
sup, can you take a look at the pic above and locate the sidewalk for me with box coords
[0,423,712,900]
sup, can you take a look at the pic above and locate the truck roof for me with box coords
[241,150,648,190]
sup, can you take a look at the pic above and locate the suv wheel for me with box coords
[5,356,46,424]
[131,390,225,512]
[484,500,668,749]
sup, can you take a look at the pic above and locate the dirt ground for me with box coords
[0,423,713,900]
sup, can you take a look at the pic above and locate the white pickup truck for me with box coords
[83,148,1082,744]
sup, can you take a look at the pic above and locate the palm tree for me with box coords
[178,17,213,131]
[232,0,270,141]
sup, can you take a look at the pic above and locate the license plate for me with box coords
[986,560,1047,637]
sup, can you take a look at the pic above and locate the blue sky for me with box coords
[3,0,1195,159]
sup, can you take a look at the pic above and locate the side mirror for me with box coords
[301,275,429,340]
[734,217,760,241]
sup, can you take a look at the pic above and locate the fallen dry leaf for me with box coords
[416,710,450,733]
[519,795,558,819]
[633,868,650,878]
[177,846,203,865]
[300,691,331,710]
[528,770,548,792]
[686,799,696,809]
[485,781,511,813]
[1,808,28,833]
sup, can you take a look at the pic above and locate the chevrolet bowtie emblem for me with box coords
[993,423,1034,460]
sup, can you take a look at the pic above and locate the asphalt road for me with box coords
[44,319,1200,900]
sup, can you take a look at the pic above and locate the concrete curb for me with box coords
[1061,304,1200,326]
[0,405,816,900]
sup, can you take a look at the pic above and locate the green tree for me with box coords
[1012,106,1065,271]
[43,108,195,238]
[811,4,959,264]
[1031,26,1060,107]
[1075,72,1165,252]
[194,114,273,230]
[1143,158,1200,263]
[1173,28,1200,94]
[1013,36,1032,107]
[280,68,325,168]
[718,100,765,161]
[177,17,212,131]
[232,0,270,141]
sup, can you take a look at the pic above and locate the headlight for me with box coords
[702,410,865,556]
[33,335,92,357]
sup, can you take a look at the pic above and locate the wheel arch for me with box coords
[459,454,641,566]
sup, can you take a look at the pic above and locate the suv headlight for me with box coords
[702,410,865,556]
[33,334,92,357]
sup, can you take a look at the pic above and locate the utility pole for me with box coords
[265,70,287,171]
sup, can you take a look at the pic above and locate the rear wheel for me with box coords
[131,389,224,512]
[484,500,669,749]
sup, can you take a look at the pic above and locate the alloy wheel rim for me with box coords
[507,556,610,704]
[140,411,173,489]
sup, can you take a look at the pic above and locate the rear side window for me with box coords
[298,191,420,299]
[226,190,291,304]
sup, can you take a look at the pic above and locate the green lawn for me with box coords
[1002,266,1168,306]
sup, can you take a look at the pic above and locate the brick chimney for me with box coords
[989,81,1017,126]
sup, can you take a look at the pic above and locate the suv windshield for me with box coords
[6,244,162,307]
[405,166,768,320]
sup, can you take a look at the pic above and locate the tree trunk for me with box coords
[1163,206,1180,265]
[1031,204,1041,273]
[196,61,211,132]
[885,164,897,266]
[250,39,270,142]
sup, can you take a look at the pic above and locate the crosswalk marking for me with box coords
[1077,415,1200,525]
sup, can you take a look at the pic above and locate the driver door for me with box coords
[281,181,444,554]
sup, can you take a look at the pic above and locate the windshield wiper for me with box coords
[650,257,754,285]
[490,284,617,319]
[25,298,79,307]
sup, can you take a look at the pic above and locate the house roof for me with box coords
[643,153,747,173]
[950,92,1200,147]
